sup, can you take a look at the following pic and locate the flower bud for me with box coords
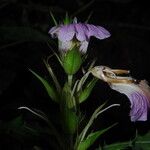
[63,47,82,75]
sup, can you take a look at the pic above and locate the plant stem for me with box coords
[68,75,73,88]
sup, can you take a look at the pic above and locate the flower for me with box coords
[49,21,110,54]
[90,66,150,122]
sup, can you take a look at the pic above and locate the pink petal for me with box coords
[129,92,148,121]
[48,26,60,38]
[87,24,111,39]
[110,83,149,121]
[75,23,88,41]
[58,24,75,42]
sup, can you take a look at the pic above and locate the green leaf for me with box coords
[134,132,150,150]
[43,60,61,93]
[76,103,119,149]
[78,78,97,103]
[63,47,82,75]
[102,131,150,150]
[50,11,58,25]
[102,142,131,150]
[29,69,58,102]
[77,59,96,92]
[77,126,113,150]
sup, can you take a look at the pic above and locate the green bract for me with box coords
[29,69,58,102]
[78,79,97,103]
[63,47,82,75]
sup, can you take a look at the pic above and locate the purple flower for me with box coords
[91,66,150,122]
[49,22,110,53]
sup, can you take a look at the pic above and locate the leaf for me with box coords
[102,131,150,150]
[78,103,119,144]
[18,106,64,148]
[43,60,61,93]
[102,142,131,150]
[77,126,114,150]
[77,59,96,92]
[78,78,98,103]
[50,11,58,25]
[134,132,150,150]
[29,69,58,102]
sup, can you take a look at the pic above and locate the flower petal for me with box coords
[79,40,89,54]
[75,23,89,41]
[97,26,111,38]
[58,41,73,52]
[110,83,149,121]
[58,24,75,42]
[87,24,111,39]
[129,92,148,121]
[48,26,60,38]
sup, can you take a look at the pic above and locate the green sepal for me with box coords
[63,47,82,75]
[78,78,98,103]
[29,69,58,102]
[63,12,72,25]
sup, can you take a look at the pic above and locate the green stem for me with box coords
[68,75,73,88]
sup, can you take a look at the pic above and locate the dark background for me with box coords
[0,0,150,149]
